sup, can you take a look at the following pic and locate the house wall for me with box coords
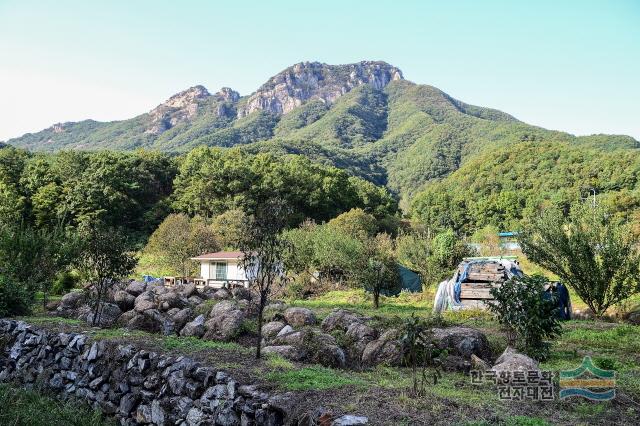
[199,260,246,281]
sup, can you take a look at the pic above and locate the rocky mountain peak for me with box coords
[146,85,212,135]
[214,87,240,103]
[238,61,403,117]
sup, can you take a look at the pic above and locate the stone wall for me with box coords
[0,319,284,425]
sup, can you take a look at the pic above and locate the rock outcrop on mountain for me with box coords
[146,85,212,134]
[238,61,403,117]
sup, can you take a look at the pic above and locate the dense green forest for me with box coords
[411,140,640,234]
[0,145,397,242]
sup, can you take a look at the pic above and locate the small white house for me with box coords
[191,251,250,288]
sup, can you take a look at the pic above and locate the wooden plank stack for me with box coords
[458,261,507,308]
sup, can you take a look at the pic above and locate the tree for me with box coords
[519,204,640,317]
[396,228,472,288]
[0,224,78,309]
[239,198,291,359]
[486,275,562,360]
[355,233,401,308]
[144,213,219,277]
[77,221,137,326]
[211,208,246,250]
[327,208,377,240]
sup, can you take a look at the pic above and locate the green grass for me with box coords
[0,384,114,426]
[265,365,365,391]
[17,316,83,326]
[160,335,251,353]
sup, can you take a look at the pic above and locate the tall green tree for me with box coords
[77,221,137,326]
[519,203,640,317]
[144,213,219,277]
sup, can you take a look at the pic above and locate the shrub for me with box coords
[487,275,562,360]
[399,314,448,396]
[51,271,80,295]
[0,274,32,317]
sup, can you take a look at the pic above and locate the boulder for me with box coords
[307,334,346,368]
[180,315,206,338]
[332,415,369,425]
[171,308,193,330]
[276,325,294,337]
[116,309,137,327]
[212,288,232,300]
[283,307,317,327]
[321,309,363,332]
[261,321,286,341]
[134,291,156,312]
[126,281,147,296]
[204,308,245,341]
[361,329,403,366]
[262,345,305,361]
[432,326,491,360]
[209,300,238,318]
[85,303,122,327]
[45,300,60,311]
[491,347,539,373]
[231,287,252,301]
[158,291,187,311]
[58,291,85,311]
[128,309,175,335]
[188,295,204,306]
[181,282,197,298]
[113,290,136,311]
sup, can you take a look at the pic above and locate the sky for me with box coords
[0,0,639,141]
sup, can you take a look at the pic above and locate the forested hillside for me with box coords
[4,61,639,235]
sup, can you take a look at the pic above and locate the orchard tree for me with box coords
[239,198,291,359]
[519,203,640,317]
[356,233,401,309]
[77,220,137,326]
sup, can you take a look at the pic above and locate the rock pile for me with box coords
[56,282,251,342]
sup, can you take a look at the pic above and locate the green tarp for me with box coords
[379,264,422,296]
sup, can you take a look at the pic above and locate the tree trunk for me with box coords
[373,290,380,309]
[256,305,264,359]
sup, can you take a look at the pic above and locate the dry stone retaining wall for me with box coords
[0,319,284,425]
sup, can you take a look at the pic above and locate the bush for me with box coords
[0,274,32,317]
[51,271,80,295]
[487,275,561,360]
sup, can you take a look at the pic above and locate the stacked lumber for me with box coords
[458,261,508,306]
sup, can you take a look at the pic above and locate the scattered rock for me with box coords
[321,309,363,332]
[58,291,84,312]
[85,303,122,327]
[204,307,245,341]
[284,307,317,327]
[262,321,286,340]
[213,288,232,300]
[332,415,369,425]
[432,326,491,360]
[180,315,206,338]
[361,329,402,366]
[134,291,156,312]
[491,347,539,373]
[126,281,147,296]
[231,287,252,301]
[113,290,136,311]
[262,345,305,361]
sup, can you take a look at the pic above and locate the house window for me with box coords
[215,262,227,280]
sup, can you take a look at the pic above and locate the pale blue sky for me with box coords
[0,0,638,141]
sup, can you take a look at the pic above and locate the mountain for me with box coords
[5,61,638,205]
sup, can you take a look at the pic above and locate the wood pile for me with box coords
[458,261,508,307]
